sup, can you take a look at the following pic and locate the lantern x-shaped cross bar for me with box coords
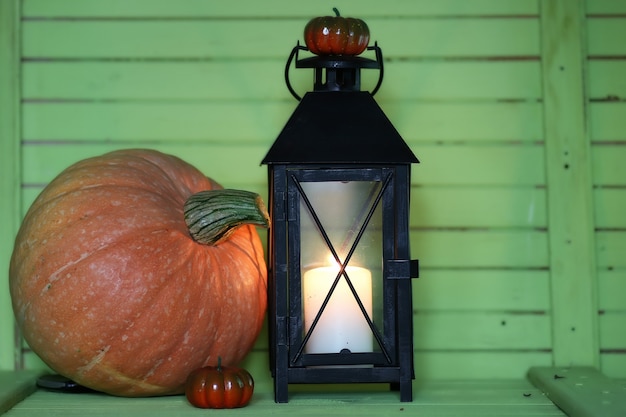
[290,172,394,365]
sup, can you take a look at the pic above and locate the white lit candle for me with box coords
[302,264,373,354]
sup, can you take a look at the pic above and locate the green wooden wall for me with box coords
[1,0,624,383]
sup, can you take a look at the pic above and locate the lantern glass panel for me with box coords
[298,180,384,356]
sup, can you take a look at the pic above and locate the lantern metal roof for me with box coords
[261,90,419,165]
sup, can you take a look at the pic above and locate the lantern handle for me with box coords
[368,42,384,97]
[284,42,307,101]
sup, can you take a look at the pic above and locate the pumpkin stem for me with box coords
[184,189,270,246]
[217,356,222,371]
[333,7,340,17]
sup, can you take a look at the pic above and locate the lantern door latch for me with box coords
[387,259,419,279]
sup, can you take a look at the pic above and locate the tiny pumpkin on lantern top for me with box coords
[304,8,370,56]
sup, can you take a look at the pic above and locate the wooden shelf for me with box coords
[0,371,569,417]
[5,368,624,416]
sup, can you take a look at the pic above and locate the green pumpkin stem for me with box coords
[333,7,340,17]
[184,189,270,246]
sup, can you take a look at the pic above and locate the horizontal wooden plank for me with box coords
[413,270,551,311]
[21,143,270,187]
[599,313,626,349]
[594,188,626,228]
[22,19,540,59]
[22,101,543,142]
[587,62,626,100]
[367,19,539,59]
[412,187,547,228]
[589,103,626,141]
[591,145,626,185]
[22,61,542,100]
[414,351,552,380]
[412,230,548,268]
[598,270,626,311]
[412,144,545,186]
[21,20,302,60]
[596,231,626,268]
[22,0,540,18]
[21,61,287,101]
[246,310,551,352]
[21,143,546,187]
[414,312,551,350]
[22,101,295,142]
[385,101,544,141]
[586,0,626,14]
[587,18,626,56]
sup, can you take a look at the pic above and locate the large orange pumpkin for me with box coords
[9,149,269,397]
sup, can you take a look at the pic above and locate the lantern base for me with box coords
[273,366,413,403]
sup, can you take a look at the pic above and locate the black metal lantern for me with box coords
[262,44,419,403]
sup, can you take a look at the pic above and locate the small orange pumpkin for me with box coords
[304,8,370,56]
[9,149,269,396]
[185,359,254,409]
